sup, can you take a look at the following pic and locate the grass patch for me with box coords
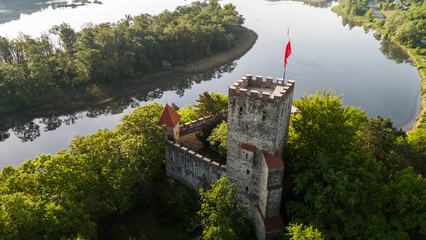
[381,10,396,19]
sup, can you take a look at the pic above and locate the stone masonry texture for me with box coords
[164,74,295,240]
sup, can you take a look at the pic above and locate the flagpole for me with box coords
[283,27,290,85]
[283,66,286,83]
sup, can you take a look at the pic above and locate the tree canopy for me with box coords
[285,90,426,239]
[207,120,228,157]
[0,103,165,239]
[283,223,324,240]
[198,176,252,240]
[338,0,426,47]
[177,91,228,124]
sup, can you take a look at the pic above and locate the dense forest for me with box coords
[338,0,425,47]
[0,0,245,112]
[284,91,425,239]
[0,103,166,239]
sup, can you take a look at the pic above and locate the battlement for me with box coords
[229,74,295,103]
[165,140,226,190]
[179,110,227,136]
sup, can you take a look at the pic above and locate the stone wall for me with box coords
[227,74,293,240]
[165,140,226,191]
[228,74,294,155]
[227,74,294,207]
[179,111,227,136]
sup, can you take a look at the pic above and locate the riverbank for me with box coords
[2,27,257,115]
[331,5,426,132]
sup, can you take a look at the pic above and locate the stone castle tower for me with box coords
[227,74,294,239]
[161,74,295,240]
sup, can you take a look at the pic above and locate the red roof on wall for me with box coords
[241,144,256,152]
[264,215,285,232]
[262,151,284,170]
[157,104,181,127]
[256,205,285,232]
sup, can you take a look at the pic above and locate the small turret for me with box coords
[157,104,181,141]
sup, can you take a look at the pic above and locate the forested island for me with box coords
[0,0,255,113]
[332,0,425,137]
[0,91,424,239]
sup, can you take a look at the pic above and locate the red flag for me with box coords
[284,34,291,68]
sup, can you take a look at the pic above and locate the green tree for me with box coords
[393,21,418,46]
[283,223,324,240]
[387,168,426,237]
[358,116,425,176]
[49,23,79,55]
[207,120,228,157]
[178,104,199,124]
[285,90,426,239]
[288,90,367,159]
[365,8,374,22]
[198,176,252,240]
[0,103,166,239]
[116,102,165,186]
[195,91,228,117]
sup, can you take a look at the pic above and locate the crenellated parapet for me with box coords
[229,74,294,104]
[179,110,227,136]
[227,75,295,156]
[165,140,226,191]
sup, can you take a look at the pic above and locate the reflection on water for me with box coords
[380,39,412,64]
[13,122,40,143]
[264,0,336,8]
[302,0,336,9]
[0,0,100,24]
[0,61,237,143]
[341,17,363,30]
[340,17,412,65]
[373,32,382,41]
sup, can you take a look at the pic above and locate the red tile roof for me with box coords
[262,151,284,170]
[267,185,283,191]
[157,104,181,127]
[241,144,256,152]
[256,205,285,232]
[264,215,285,232]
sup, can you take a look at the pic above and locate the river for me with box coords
[0,0,421,168]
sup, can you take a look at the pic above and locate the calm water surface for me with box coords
[0,0,421,168]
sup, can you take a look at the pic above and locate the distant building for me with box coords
[160,74,295,240]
